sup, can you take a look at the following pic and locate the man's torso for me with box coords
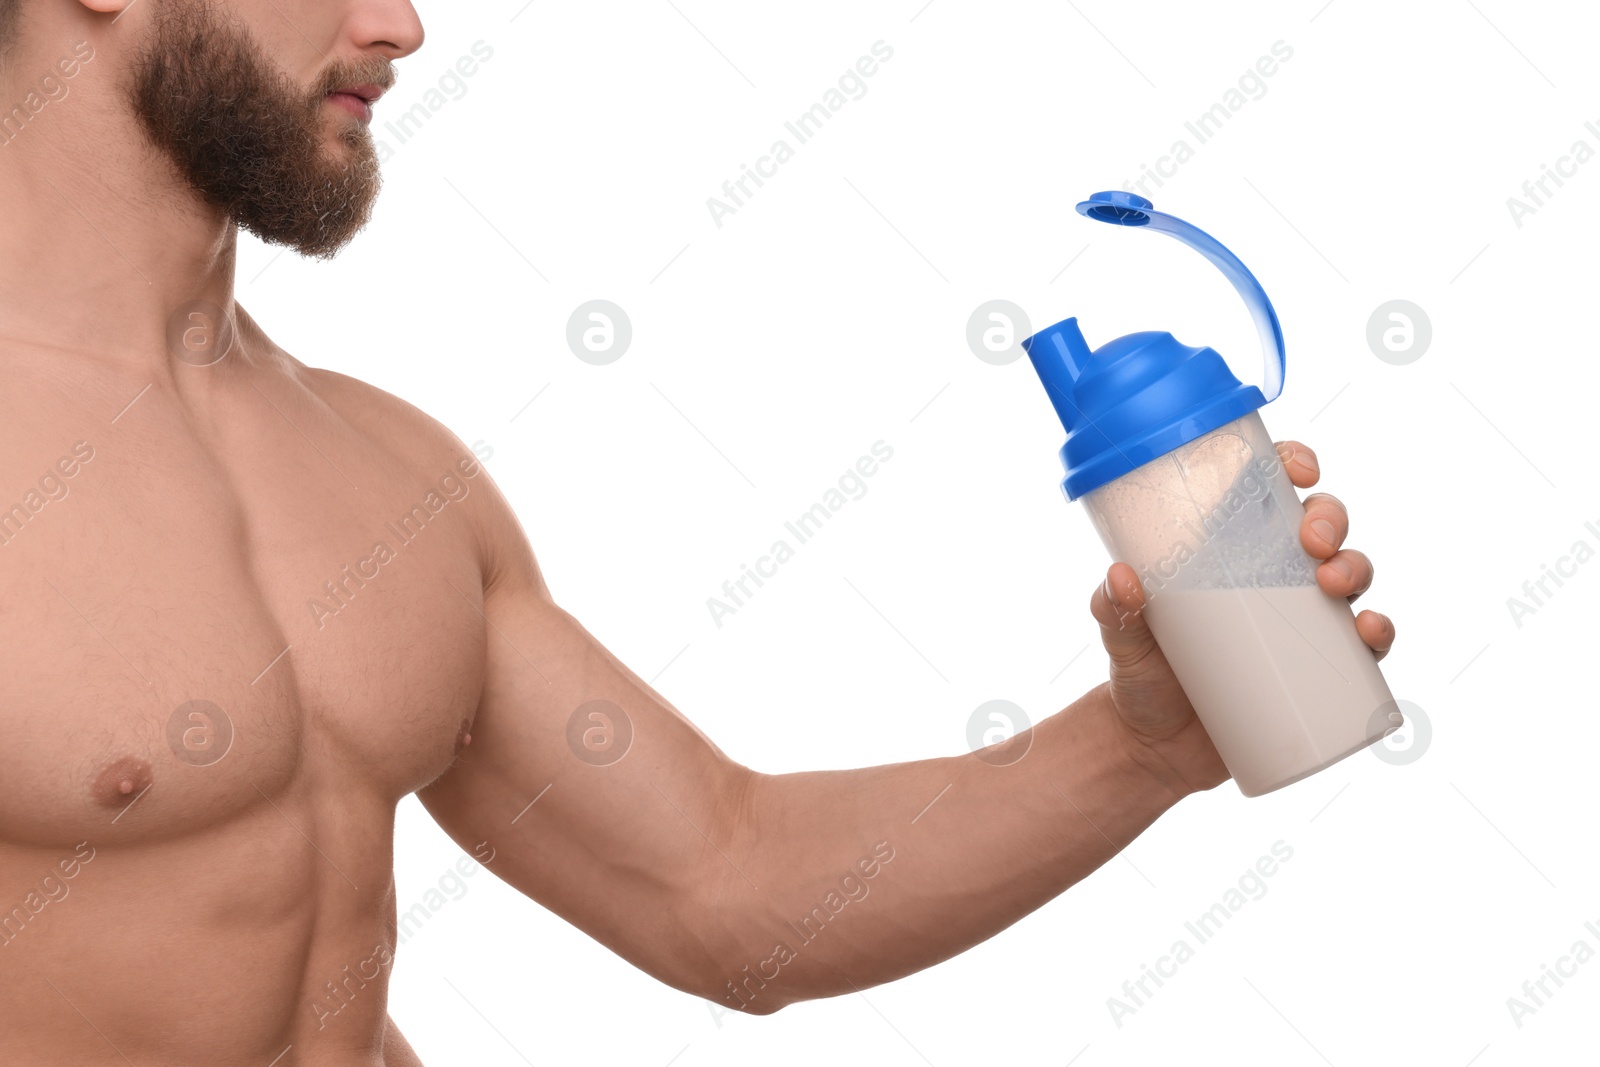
[0,334,489,1065]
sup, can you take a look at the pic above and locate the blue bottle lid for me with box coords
[1021,190,1287,500]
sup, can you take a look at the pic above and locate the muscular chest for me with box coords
[0,373,488,847]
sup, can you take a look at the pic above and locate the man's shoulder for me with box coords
[291,362,537,594]
[295,364,460,457]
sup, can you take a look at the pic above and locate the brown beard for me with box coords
[127,0,395,259]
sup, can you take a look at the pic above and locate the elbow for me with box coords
[685,933,803,1017]
[736,995,793,1016]
[682,768,801,1015]
[695,972,797,1017]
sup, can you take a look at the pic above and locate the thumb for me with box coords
[1088,562,1160,672]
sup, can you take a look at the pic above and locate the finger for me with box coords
[1300,492,1348,559]
[1275,440,1320,489]
[1316,549,1374,602]
[1088,562,1159,671]
[1354,608,1395,661]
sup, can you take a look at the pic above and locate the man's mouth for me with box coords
[326,83,385,124]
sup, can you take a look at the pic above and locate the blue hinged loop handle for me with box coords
[1075,190,1286,403]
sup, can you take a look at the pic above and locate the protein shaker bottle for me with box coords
[1021,190,1397,797]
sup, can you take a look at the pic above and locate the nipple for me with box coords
[92,755,154,812]
[454,718,474,756]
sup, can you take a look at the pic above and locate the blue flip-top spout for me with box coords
[1020,191,1289,500]
[1074,190,1285,402]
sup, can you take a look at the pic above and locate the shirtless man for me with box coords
[0,1,1396,1063]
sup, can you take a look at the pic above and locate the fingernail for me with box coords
[1325,556,1353,582]
[1302,451,1320,476]
[1310,517,1337,546]
[1103,576,1120,609]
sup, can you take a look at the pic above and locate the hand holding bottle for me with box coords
[1086,439,1396,797]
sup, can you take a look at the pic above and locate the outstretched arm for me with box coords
[418,439,1392,1013]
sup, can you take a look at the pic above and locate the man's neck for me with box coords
[0,33,243,375]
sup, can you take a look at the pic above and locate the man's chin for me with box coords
[320,110,374,147]
[258,219,370,261]
[243,175,380,260]
[308,134,381,192]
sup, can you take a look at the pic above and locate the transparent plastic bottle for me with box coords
[1022,192,1397,797]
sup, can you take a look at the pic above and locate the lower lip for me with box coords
[327,92,373,123]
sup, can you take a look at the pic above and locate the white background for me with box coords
[240,1,1600,1063]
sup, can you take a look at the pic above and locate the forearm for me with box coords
[704,682,1188,1013]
